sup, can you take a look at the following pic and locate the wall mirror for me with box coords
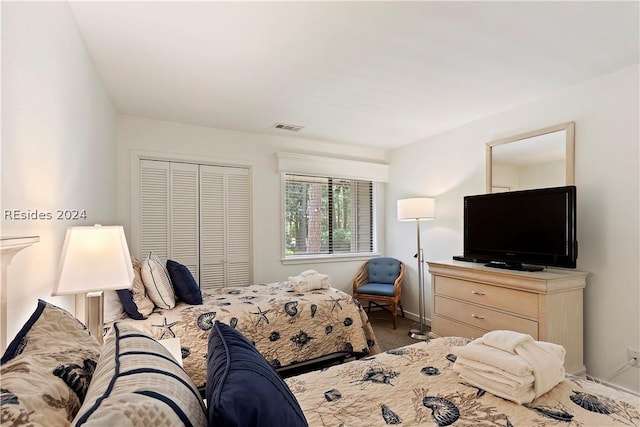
[486,122,575,193]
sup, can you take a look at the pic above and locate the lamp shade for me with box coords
[397,197,436,221]
[52,225,134,295]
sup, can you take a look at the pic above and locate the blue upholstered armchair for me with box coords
[352,257,405,329]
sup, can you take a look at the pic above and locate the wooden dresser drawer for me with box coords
[432,314,487,339]
[434,295,539,339]
[434,276,538,319]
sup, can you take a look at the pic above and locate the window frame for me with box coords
[280,172,380,264]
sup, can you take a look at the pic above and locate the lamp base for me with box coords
[408,329,430,341]
[76,292,104,344]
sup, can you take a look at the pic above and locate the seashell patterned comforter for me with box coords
[287,337,640,426]
[105,281,380,389]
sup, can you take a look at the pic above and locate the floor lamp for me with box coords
[52,225,134,344]
[397,197,435,341]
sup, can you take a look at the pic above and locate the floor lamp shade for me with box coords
[52,225,134,296]
[397,197,435,221]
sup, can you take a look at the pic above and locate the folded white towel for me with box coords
[289,270,331,292]
[452,341,532,376]
[478,330,533,353]
[300,269,321,277]
[516,339,565,398]
[456,366,535,405]
[453,330,566,401]
[453,355,535,388]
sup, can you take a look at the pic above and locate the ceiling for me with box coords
[68,1,639,149]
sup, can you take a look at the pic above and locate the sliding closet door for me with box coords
[169,162,199,279]
[138,159,251,289]
[199,165,224,287]
[225,168,251,286]
[139,160,199,277]
[140,160,170,259]
[199,165,251,289]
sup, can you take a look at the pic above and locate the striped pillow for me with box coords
[140,252,175,309]
[72,323,206,426]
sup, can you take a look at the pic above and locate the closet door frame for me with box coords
[130,150,254,285]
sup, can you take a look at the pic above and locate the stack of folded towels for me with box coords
[288,270,331,292]
[451,330,566,404]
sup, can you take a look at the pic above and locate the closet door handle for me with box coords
[471,291,485,296]
[471,314,485,320]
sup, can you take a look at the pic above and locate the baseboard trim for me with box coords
[584,374,640,397]
[364,307,432,327]
[397,310,431,327]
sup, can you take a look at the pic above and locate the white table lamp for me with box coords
[52,225,134,343]
[397,197,435,341]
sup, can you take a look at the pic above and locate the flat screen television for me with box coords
[463,185,577,271]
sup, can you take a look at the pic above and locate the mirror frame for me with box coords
[486,121,575,193]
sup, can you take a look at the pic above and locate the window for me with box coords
[283,173,374,258]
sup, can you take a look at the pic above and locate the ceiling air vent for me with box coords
[272,122,304,132]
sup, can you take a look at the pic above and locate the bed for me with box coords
[105,280,380,389]
[286,337,640,426]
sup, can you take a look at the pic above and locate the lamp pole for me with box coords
[396,197,435,342]
[409,219,428,340]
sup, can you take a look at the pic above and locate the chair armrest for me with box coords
[352,262,369,294]
[392,262,405,297]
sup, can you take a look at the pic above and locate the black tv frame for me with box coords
[463,185,577,271]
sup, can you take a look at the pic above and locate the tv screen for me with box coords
[463,185,577,270]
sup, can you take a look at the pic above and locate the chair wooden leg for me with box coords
[391,303,397,330]
[399,302,405,318]
[367,301,372,313]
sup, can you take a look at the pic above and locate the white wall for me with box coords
[387,65,640,393]
[116,116,388,294]
[1,2,117,343]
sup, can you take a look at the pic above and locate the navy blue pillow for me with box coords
[166,260,203,305]
[116,289,145,320]
[206,321,308,427]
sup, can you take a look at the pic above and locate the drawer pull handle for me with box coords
[471,314,485,320]
[471,291,485,296]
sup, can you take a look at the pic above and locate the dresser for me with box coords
[427,260,587,375]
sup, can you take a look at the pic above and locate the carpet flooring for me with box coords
[366,309,430,351]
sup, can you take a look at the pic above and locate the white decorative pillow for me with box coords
[140,252,175,309]
[103,290,125,323]
[72,323,207,426]
[116,256,155,319]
